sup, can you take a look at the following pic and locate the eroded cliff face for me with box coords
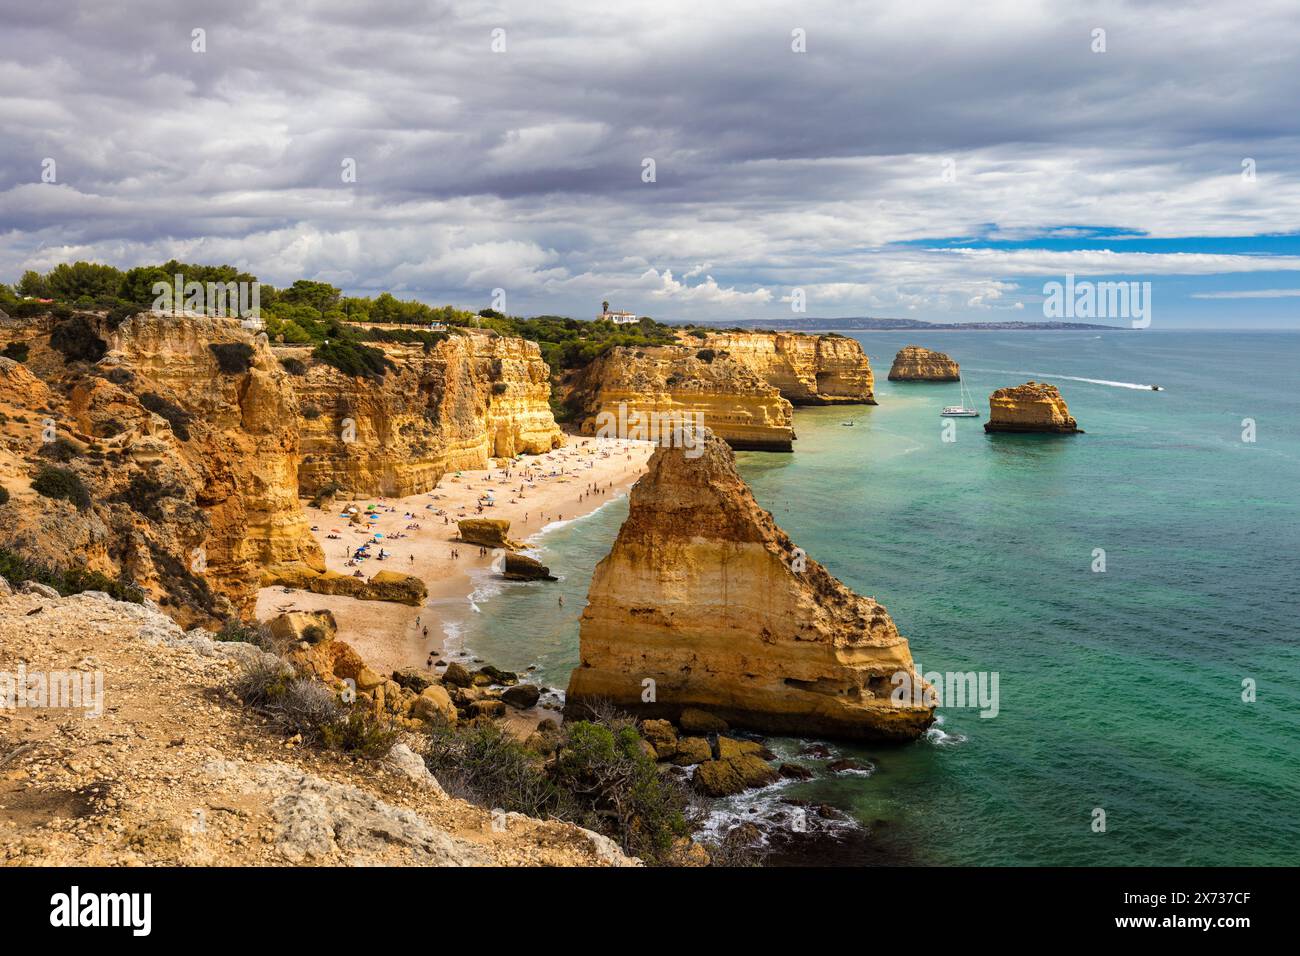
[565,432,934,740]
[888,345,960,381]
[984,381,1081,433]
[0,312,323,624]
[292,331,564,497]
[688,331,876,404]
[566,346,795,452]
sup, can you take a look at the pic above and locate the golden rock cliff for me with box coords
[689,331,876,404]
[291,330,563,497]
[984,381,1082,433]
[566,346,794,452]
[888,345,960,381]
[565,431,935,740]
[0,312,323,624]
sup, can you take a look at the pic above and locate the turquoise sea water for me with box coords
[448,330,1300,866]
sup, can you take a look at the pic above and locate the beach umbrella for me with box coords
[373,532,384,538]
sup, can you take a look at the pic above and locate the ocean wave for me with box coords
[925,714,968,746]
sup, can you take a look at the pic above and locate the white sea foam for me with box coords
[967,367,1161,391]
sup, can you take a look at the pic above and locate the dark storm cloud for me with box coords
[2,0,1300,318]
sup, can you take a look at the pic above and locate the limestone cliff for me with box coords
[565,432,934,740]
[0,312,322,624]
[888,345,960,381]
[687,331,876,404]
[984,381,1082,433]
[566,346,795,452]
[291,330,563,497]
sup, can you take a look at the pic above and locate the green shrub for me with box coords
[492,381,509,395]
[279,356,307,376]
[0,485,9,505]
[552,721,691,862]
[49,316,107,363]
[313,339,393,379]
[37,438,80,463]
[139,392,192,441]
[31,464,91,510]
[422,710,692,864]
[696,348,715,363]
[232,659,397,759]
[208,342,255,374]
[423,719,569,819]
[110,473,182,521]
[0,546,143,602]
[1,342,29,363]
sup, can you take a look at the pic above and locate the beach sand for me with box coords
[254,435,654,683]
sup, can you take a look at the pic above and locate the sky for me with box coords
[2,0,1300,328]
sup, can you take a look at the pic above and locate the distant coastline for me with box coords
[674,317,1124,332]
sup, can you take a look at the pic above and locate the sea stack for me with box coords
[888,345,960,381]
[984,381,1082,433]
[564,431,935,741]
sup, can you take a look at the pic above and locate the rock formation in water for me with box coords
[888,345,960,381]
[457,518,522,550]
[290,330,563,498]
[686,331,876,404]
[565,431,934,740]
[984,381,1082,433]
[565,346,795,452]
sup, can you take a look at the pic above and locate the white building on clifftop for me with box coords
[598,304,639,324]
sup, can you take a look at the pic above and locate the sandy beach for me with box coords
[255,435,654,679]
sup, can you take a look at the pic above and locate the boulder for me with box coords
[679,707,728,735]
[391,667,437,694]
[640,719,678,759]
[441,661,473,687]
[671,736,712,766]
[268,609,337,646]
[457,518,521,550]
[779,763,814,780]
[470,699,507,719]
[20,581,60,599]
[411,685,457,724]
[501,683,541,709]
[476,664,518,685]
[716,736,763,760]
[501,552,557,581]
[693,759,745,797]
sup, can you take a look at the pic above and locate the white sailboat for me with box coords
[941,375,981,418]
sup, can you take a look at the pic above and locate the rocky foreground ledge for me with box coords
[565,432,934,741]
[0,577,632,866]
[984,381,1083,433]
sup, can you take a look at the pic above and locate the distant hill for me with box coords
[671,316,1123,332]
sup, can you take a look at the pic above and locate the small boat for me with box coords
[941,376,981,418]
[1150,385,1163,391]
[840,421,856,427]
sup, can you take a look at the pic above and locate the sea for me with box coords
[438,330,1300,866]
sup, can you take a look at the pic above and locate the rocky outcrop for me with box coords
[984,381,1082,433]
[266,565,427,605]
[0,312,323,625]
[565,431,934,740]
[688,331,876,404]
[291,330,563,498]
[888,346,960,381]
[458,518,521,550]
[566,346,795,452]
[0,585,635,866]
